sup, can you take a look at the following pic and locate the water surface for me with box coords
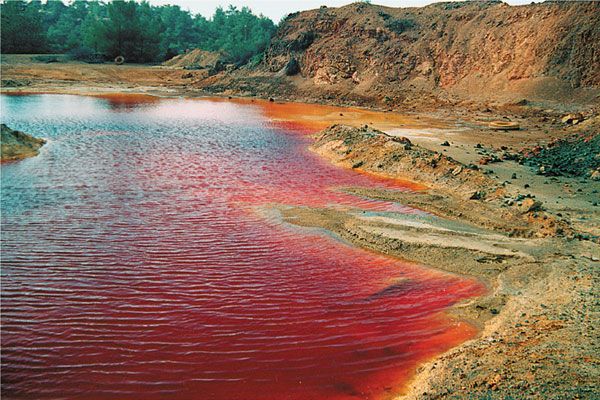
[1,94,483,399]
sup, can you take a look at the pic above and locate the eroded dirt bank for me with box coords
[0,123,46,162]
[278,124,599,399]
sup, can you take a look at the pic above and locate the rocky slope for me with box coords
[205,1,600,107]
[1,124,46,162]
[311,125,572,238]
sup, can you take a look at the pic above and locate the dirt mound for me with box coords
[205,1,600,107]
[1,124,46,161]
[163,49,223,70]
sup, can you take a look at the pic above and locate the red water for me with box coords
[1,94,484,399]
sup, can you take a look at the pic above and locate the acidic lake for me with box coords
[1,94,484,400]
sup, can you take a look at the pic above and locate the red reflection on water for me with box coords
[94,93,162,111]
[1,94,484,400]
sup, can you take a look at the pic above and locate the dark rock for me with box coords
[470,190,485,200]
[519,198,543,213]
[284,57,301,76]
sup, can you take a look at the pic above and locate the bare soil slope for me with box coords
[205,1,600,107]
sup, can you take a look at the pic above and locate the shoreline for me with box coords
[1,84,598,398]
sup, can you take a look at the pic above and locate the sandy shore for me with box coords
[2,59,599,399]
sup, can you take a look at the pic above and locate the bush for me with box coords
[289,31,315,51]
[67,47,104,63]
[378,11,391,21]
[385,18,416,35]
[32,55,60,63]
[284,58,300,76]
[247,52,264,68]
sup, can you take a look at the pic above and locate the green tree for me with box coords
[157,5,201,59]
[135,1,163,62]
[200,5,276,65]
[1,0,46,53]
[101,0,138,59]
[2,0,276,65]
[80,6,106,54]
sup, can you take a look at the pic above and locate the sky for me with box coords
[147,0,541,23]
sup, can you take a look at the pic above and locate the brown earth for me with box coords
[201,1,600,108]
[162,48,222,69]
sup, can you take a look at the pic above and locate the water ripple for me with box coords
[1,94,483,400]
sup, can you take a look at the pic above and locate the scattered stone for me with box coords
[441,141,450,146]
[391,136,412,149]
[561,113,583,125]
[479,155,501,165]
[511,173,517,179]
[452,166,463,176]
[470,190,485,200]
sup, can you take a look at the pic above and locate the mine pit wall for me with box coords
[253,1,600,105]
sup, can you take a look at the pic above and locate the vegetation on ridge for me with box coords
[0,0,276,65]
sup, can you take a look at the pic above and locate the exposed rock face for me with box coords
[1,124,46,162]
[208,1,600,105]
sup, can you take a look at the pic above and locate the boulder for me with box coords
[284,58,300,76]
[561,113,583,124]
[519,198,543,213]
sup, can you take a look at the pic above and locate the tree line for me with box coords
[0,0,277,65]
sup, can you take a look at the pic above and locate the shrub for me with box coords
[284,58,300,76]
[247,52,264,68]
[289,31,316,51]
[385,18,416,35]
[67,47,104,63]
[378,11,391,21]
[32,55,60,63]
